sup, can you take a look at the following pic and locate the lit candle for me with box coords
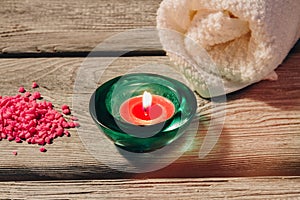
[119,91,175,125]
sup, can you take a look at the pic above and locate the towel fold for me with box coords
[157,0,300,97]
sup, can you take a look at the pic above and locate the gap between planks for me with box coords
[0,50,166,58]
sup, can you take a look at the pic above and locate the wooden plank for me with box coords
[1,1,299,55]
[0,177,299,199]
[0,0,162,54]
[0,49,299,180]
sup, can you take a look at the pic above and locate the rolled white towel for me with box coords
[157,0,300,97]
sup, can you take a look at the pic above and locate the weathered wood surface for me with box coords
[0,177,299,199]
[0,0,299,198]
[0,0,162,54]
[0,44,299,180]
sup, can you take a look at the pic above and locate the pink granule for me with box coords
[32,91,41,100]
[39,147,47,152]
[0,85,79,153]
[61,104,71,115]
[18,87,25,93]
[70,116,78,121]
[62,108,71,115]
[32,82,38,88]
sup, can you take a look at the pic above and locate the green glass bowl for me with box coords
[89,73,197,153]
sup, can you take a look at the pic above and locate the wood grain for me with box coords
[0,177,299,199]
[0,0,162,54]
[0,48,298,180]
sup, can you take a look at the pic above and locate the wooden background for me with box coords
[0,0,299,199]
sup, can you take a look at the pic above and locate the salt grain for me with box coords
[32,82,39,88]
[70,116,78,121]
[32,91,41,99]
[39,147,47,152]
[24,91,31,97]
[62,108,71,115]
[61,104,69,110]
[19,87,25,93]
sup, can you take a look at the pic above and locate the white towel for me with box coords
[157,0,300,97]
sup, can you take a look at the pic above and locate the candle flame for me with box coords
[142,91,152,110]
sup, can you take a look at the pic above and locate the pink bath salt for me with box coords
[43,123,51,131]
[55,113,62,119]
[50,126,56,134]
[55,128,64,137]
[62,108,71,115]
[7,135,14,141]
[45,113,55,120]
[64,130,70,137]
[61,121,69,128]
[70,116,78,121]
[45,137,52,144]
[24,91,31,97]
[12,151,17,156]
[29,96,35,101]
[0,86,78,153]
[15,137,22,143]
[38,131,46,138]
[19,87,25,93]
[46,102,53,108]
[25,132,32,139]
[32,91,41,99]
[37,138,45,145]
[29,127,36,134]
[61,104,69,110]
[40,147,47,152]
[1,133,6,139]
[32,82,39,88]
[28,121,35,128]
[68,121,75,128]
[30,138,36,144]
[6,125,13,132]
[0,98,10,107]
[73,121,80,127]
[18,132,25,139]
[26,138,31,144]
[23,97,29,102]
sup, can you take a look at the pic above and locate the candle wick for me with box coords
[143,106,149,116]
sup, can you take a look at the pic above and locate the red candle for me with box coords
[119,91,175,125]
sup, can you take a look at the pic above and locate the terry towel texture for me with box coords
[157,0,300,97]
